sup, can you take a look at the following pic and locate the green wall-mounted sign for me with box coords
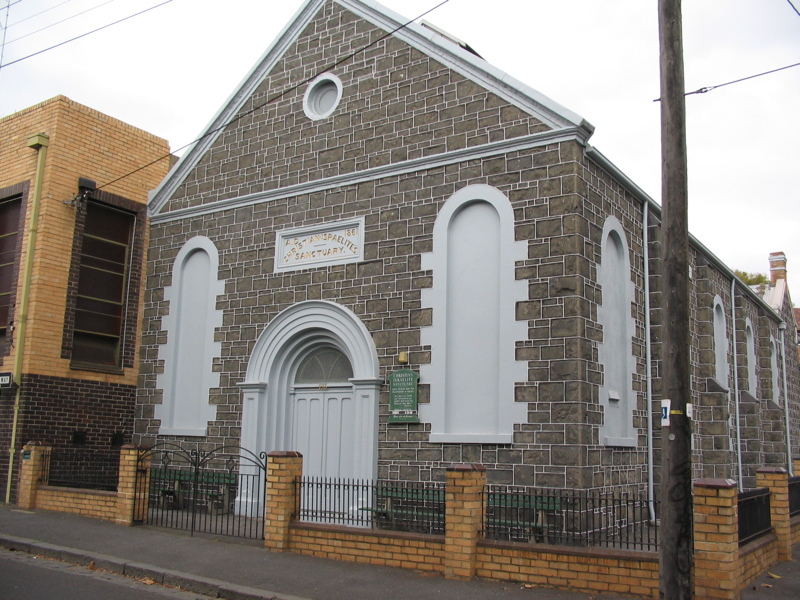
[388,369,419,423]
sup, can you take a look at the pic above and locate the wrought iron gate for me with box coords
[134,443,266,539]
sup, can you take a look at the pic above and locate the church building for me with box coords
[137,0,799,501]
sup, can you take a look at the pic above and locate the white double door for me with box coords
[289,385,358,480]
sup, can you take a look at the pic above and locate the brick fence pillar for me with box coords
[116,445,148,526]
[264,451,303,552]
[444,463,486,580]
[17,443,50,510]
[693,478,740,600]
[756,467,791,561]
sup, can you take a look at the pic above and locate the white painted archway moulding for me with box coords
[238,301,382,505]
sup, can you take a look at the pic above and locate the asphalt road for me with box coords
[0,547,214,600]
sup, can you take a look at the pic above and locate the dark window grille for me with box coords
[72,201,134,368]
[40,448,119,492]
[788,476,800,518]
[0,195,22,344]
[295,478,445,534]
[483,485,659,551]
[738,487,771,547]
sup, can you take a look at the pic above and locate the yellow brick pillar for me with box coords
[444,463,486,580]
[756,467,791,561]
[793,458,800,475]
[16,443,50,509]
[693,478,740,600]
[116,445,149,526]
[264,451,303,552]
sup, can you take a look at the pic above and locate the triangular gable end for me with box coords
[149,0,594,217]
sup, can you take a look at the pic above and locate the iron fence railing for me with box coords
[483,485,659,551]
[136,444,266,540]
[789,476,800,518]
[40,448,119,491]
[738,487,772,547]
[295,477,446,534]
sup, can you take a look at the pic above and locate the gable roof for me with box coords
[149,0,594,217]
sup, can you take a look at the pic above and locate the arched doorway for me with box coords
[237,301,382,512]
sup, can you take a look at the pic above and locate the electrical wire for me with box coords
[4,0,118,46]
[653,61,800,101]
[6,0,73,29]
[97,0,452,191]
[0,0,173,70]
[787,0,800,18]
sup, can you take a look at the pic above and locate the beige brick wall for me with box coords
[0,95,169,384]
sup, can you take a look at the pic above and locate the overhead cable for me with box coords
[654,61,800,101]
[98,0,452,191]
[0,0,173,70]
[5,0,118,45]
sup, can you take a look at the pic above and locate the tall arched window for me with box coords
[597,217,636,447]
[745,318,757,395]
[712,296,729,389]
[419,184,527,443]
[155,236,225,436]
[769,335,782,406]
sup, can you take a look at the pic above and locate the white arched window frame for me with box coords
[418,184,527,443]
[769,335,782,406]
[745,318,757,395]
[155,236,225,436]
[597,216,637,447]
[712,295,730,390]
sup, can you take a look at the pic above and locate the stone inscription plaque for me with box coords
[275,218,364,272]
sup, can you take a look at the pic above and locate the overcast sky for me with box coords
[1,0,798,280]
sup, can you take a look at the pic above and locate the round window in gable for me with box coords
[303,73,343,120]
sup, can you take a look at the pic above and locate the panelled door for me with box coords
[289,346,357,479]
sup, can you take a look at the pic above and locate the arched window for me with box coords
[419,184,527,443]
[712,296,729,389]
[597,217,636,447]
[769,335,782,406]
[295,347,353,384]
[155,236,225,436]
[745,318,757,395]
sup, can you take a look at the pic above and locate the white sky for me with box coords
[1,0,798,279]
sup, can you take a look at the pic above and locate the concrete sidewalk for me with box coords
[1,506,798,600]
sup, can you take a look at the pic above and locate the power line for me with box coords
[98,0,452,191]
[4,0,118,46]
[653,61,800,101]
[787,0,800,18]
[6,0,73,29]
[0,0,173,70]
[685,61,800,96]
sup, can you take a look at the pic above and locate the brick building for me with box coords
[137,0,799,504]
[0,96,170,499]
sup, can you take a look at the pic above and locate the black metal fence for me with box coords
[294,478,658,550]
[738,487,772,547]
[483,485,658,551]
[295,478,446,534]
[40,448,119,491]
[789,476,800,518]
[134,443,266,539]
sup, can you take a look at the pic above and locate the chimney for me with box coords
[769,251,787,285]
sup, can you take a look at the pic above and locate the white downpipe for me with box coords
[730,278,744,489]
[779,323,793,475]
[642,202,656,522]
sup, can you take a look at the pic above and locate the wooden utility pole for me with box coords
[658,0,693,599]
